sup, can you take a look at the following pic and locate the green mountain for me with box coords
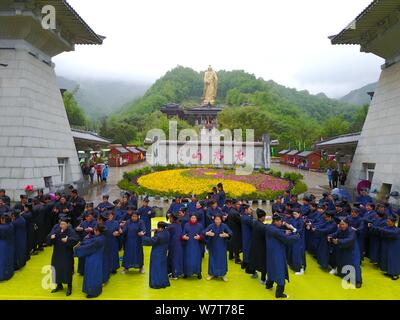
[339,82,377,106]
[101,66,365,148]
[57,76,150,120]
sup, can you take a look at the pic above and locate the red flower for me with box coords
[24,185,34,192]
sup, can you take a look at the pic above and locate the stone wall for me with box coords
[0,46,83,200]
[347,61,400,201]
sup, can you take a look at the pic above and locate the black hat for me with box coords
[59,214,71,223]
[324,211,335,218]
[143,197,150,202]
[242,204,250,210]
[303,196,311,202]
[317,204,326,209]
[256,208,266,218]
[272,215,282,222]
[178,207,187,213]
[99,212,108,220]
[322,192,329,197]
[84,211,94,217]
[351,207,361,215]
[86,202,94,208]
[335,201,343,207]
[127,205,135,211]
[225,199,232,204]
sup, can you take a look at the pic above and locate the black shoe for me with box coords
[235,259,242,265]
[276,293,288,299]
[266,283,273,290]
[197,274,202,280]
[86,294,98,299]
[356,282,362,288]
[51,284,63,293]
[66,288,72,296]
[183,275,188,279]
[111,271,117,275]
[391,276,399,281]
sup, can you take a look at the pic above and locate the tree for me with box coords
[63,88,88,127]
[321,116,350,138]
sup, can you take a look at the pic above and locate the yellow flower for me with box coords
[137,169,256,197]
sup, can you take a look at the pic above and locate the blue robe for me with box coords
[77,220,96,275]
[114,208,127,222]
[379,226,400,276]
[105,220,121,273]
[187,201,197,213]
[241,214,254,264]
[216,190,226,208]
[167,222,183,278]
[329,228,362,284]
[75,235,105,297]
[348,216,365,260]
[182,222,203,276]
[272,202,285,214]
[204,223,232,277]
[167,202,184,215]
[356,195,373,206]
[137,205,154,237]
[143,230,170,289]
[265,224,298,286]
[122,220,145,269]
[207,207,222,226]
[290,217,306,272]
[369,216,387,263]
[0,223,14,281]
[12,216,27,270]
[314,220,337,269]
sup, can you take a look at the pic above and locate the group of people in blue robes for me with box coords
[3,181,400,300]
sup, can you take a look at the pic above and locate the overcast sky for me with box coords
[54,0,383,98]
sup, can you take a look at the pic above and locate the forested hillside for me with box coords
[99,66,368,148]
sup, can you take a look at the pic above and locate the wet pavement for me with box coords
[85,162,329,215]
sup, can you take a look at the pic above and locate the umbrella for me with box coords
[331,188,352,201]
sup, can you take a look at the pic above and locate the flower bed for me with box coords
[118,166,307,200]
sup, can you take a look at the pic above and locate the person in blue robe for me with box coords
[367,209,387,263]
[207,200,222,224]
[204,214,232,281]
[121,211,145,274]
[328,218,362,288]
[289,211,306,275]
[11,210,27,271]
[216,183,226,208]
[265,215,299,299]
[311,211,338,270]
[378,216,400,280]
[187,195,198,213]
[304,203,325,255]
[282,190,291,205]
[47,216,79,296]
[143,221,170,289]
[177,207,190,230]
[113,199,127,222]
[0,213,14,281]
[167,213,184,279]
[52,196,73,226]
[105,211,121,274]
[128,193,138,209]
[356,188,373,206]
[240,205,254,270]
[289,194,301,211]
[166,197,184,219]
[75,211,96,275]
[137,198,155,238]
[182,213,204,279]
[21,203,36,259]
[192,202,206,228]
[272,196,285,215]
[0,189,11,207]
[300,196,311,217]
[0,198,10,215]
[348,207,365,261]
[96,195,114,213]
[95,213,112,284]
[74,225,106,298]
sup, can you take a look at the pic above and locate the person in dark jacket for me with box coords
[246,209,267,284]
[47,216,79,296]
[226,200,242,264]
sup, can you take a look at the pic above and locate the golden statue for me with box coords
[203,65,218,105]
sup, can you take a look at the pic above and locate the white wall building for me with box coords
[0,0,104,200]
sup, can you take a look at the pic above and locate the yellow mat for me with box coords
[0,219,399,300]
